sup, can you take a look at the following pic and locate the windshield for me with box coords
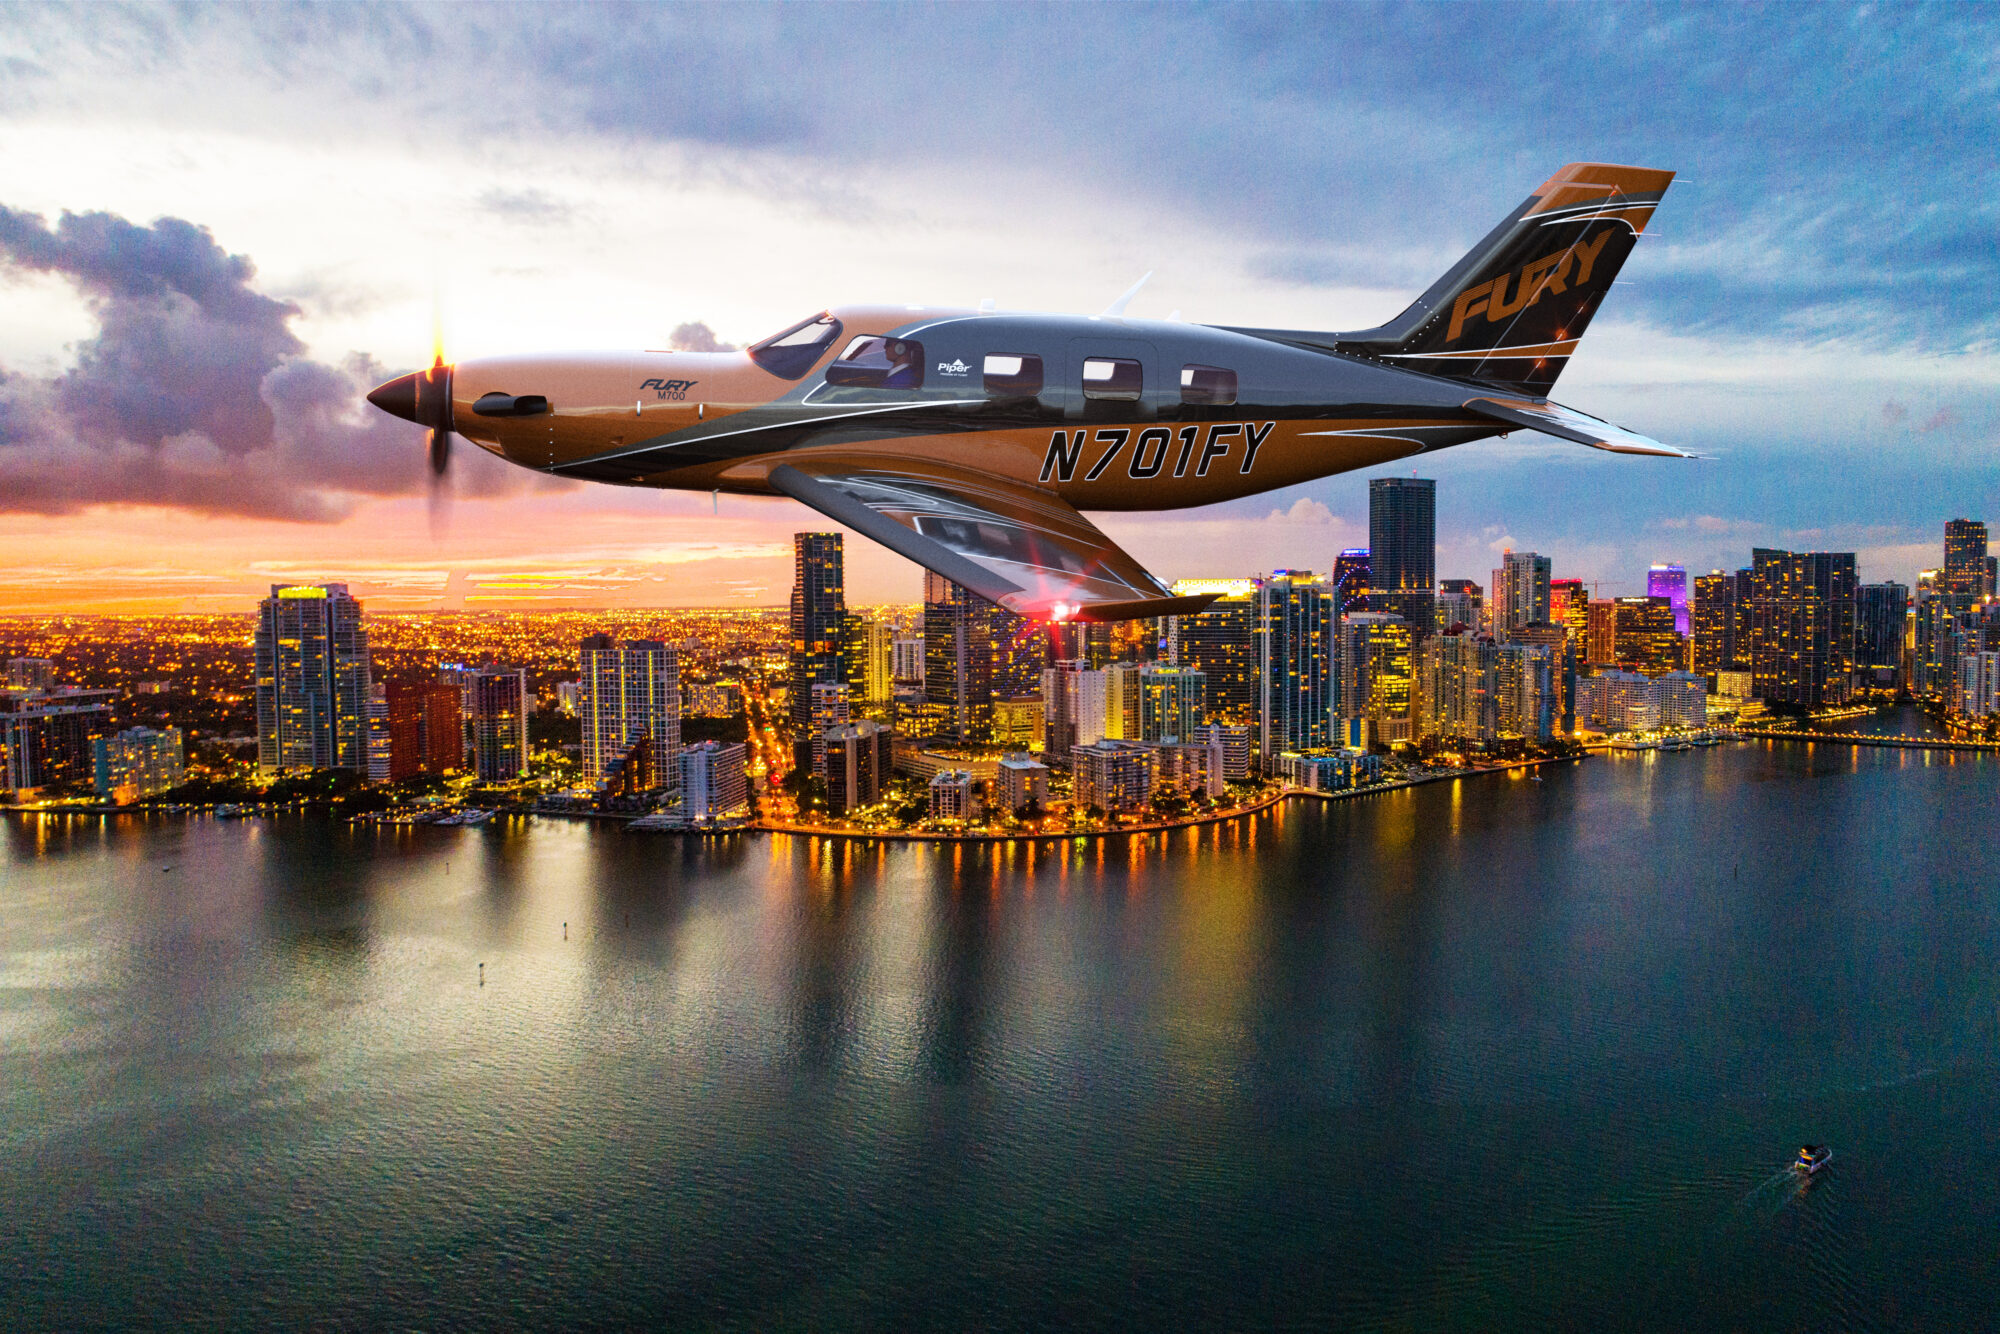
[749,313,844,380]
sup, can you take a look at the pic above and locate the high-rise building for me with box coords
[92,726,185,803]
[1256,571,1335,760]
[890,635,924,684]
[1749,548,1858,708]
[579,635,680,790]
[1164,579,1259,725]
[1041,659,1109,769]
[467,667,530,782]
[1507,622,1575,735]
[1331,549,1373,617]
[1855,583,1909,687]
[1071,739,1155,813]
[366,688,393,783]
[1613,596,1685,675]
[851,614,893,703]
[1915,587,1985,697]
[922,572,1040,742]
[809,681,851,770]
[1437,578,1483,635]
[1943,519,1989,596]
[1420,631,1499,743]
[1960,652,2000,719]
[1491,551,1552,635]
[1551,579,1590,641]
[1137,665,1206,742]
[254,583,373,777]
[7,658,57,691]
[820,719,893,814]
[1494,643,1556,742]
[1196,722,1254,781]
[1368,478,1435,638]
[387,682,462,779]
[1103,661,1143,740]
[1692,571,1739,676]
[1339,612,1415,741]
[789,533,847,745]
[1646,563,1691,635]
[1585,599,1619,666]
[676,741,749,824]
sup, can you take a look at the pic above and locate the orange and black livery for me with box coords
[370,162,1689,622]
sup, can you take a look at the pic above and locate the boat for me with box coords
[1793,1144,1832,1176]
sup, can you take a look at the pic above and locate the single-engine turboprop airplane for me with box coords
[369,162,1688,621]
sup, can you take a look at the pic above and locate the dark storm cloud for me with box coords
[0,205,553,520]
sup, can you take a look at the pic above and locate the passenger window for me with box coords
[1181,364,1237,406]
[1082,357,1142,401]
[825,336,925,389]
[983,353,1043,396]
[749,313,844,380]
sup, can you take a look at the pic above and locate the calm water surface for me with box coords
[4,718,1997,1330]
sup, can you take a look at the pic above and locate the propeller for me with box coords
[363,317,455,536]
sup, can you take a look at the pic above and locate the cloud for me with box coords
[668,321,737,353]
[1918,406,1961,433]
[0,204,561,520]
[476,187,581,227]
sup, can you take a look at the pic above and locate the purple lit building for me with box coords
[1647,563,1690,635]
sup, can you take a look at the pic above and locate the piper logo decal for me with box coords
[1040,422,1275,484]
[1446,231,1613,342]
[936,359,971,376]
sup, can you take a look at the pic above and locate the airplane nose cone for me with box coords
[367,372,420,423]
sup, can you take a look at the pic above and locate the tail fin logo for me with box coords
[1447,232,1613,342]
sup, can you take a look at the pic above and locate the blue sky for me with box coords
[0,2,1993,608]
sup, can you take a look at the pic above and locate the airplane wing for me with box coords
[765,457,1217,622]
[1463,395,1702,458]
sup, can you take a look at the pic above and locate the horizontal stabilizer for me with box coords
[767,459,1215,622]
[1463,396,1699,459]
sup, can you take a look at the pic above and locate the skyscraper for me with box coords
[1749,548,1858,708]
[254,583,374,777]
[1855,583,1909,687]
[1692,571,1737,676]
[1943,518,1989,596]
[1550,578,1589,640]
[1137,665,1206,742]
[1368,478,1435,637]
[789,533,846,745]
[1646,563,1691,635]
[1256,571,1335,759]
[1338,612,1415,741]
[1585,599,1619,666]
[1437,578,1484,635]
[1330,549,1373,617]
[1612,595,1685,675]
[579,635,680,790]
[467,667,530,782]
[1491,551,1552,635]
[1164,579,1259,726]
[921,572,1042,742]
[387,681,463,779]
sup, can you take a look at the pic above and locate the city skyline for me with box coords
[2,7,1995,612]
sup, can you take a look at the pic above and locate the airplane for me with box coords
[368,161,1687,622]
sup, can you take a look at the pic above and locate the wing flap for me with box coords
[1464,395,1700,459]
[767,459,1213,622]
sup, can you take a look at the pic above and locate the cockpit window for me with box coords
[749,313,844,380]
[983,353,1044,396]
[825,336,925,390]
[1181,364,1237,406]
[1082,357,1142,401]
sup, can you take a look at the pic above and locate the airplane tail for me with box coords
[1331,162,1674,396]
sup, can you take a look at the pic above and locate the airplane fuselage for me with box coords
[447,305,1505,512]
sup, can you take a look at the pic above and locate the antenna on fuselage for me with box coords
[1101,271,1153,319]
